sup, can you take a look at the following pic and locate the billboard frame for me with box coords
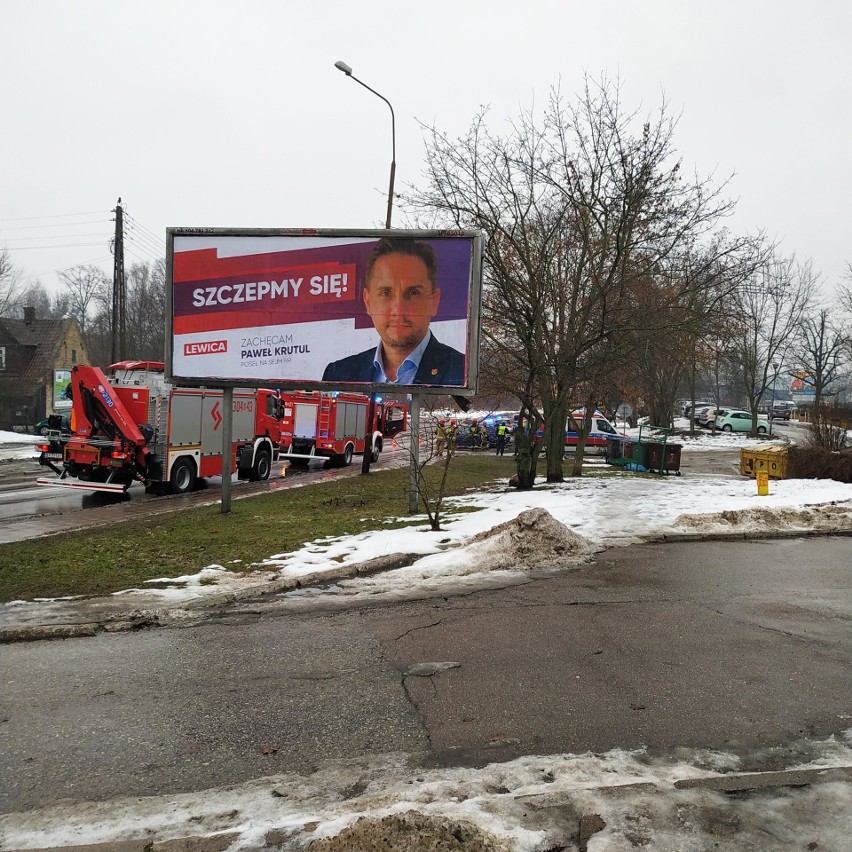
[165,227,483,396]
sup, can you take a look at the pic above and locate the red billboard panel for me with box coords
[167,229,482,391]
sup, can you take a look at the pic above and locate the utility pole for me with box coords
[111,198,126,363]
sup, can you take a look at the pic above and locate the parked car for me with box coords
[690,402,714,423]
[34,413,72,435]
[709,407,733,427]
[696,406,720,428]
[769,404,792,421]
[715,410,770,434]
[681,400,712,418]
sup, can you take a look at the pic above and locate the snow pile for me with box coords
[0,429,40,445]
[307,811,512,852]
[673,503,852,535]
[466,507,594,570]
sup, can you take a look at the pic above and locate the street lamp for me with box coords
[769,362,779,435]
[334,60,397,476]
[334,61,396,229]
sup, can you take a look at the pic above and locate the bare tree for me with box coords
[839,262,852,311]
[14,282,71,320]
[86,259,166,364]
[125,260,166,360]
[407,74,744,486]
[791,306,848,408]
[0,250,25,317]
[727,254,816,431]
[59,265,109,336]
[838,262,852,362]
[405,401,459,531]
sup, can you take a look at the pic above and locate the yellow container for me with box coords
[757,471,769,495]
[740,444,788,479]
[739,447,758,477]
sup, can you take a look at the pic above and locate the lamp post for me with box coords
[334,61,396,229]
[334,60,398,477]
[769,362,779,435]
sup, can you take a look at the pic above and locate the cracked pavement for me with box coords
[3,534,850,816]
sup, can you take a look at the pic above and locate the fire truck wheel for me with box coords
[342,444,354,466]
[371,440,381,463]
[250,450,272,481]
[170,458,197,494]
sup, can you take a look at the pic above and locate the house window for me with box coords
[71,349,77,363]
[0,346,5,371]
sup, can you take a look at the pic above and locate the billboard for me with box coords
[53,369,72,410]
[790,371,816,400]
[167,229,482,392]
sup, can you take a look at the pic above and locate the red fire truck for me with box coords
[278,391,407,467]
[36,361,283,494]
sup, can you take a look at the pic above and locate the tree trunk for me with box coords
[543,397,569,483]
[513,429,540,489]
[570,402,594,477]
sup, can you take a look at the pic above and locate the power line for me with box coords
[124,239,162,264]
[58,255,114,270]
[2,232,109,242]
[123,212,164,246]
[124,227,165,255]
[0,210,107,223]
[124,222,165,254]
[3,241,108,251]
[0,218,109,232]
[125,246,161,264]
[125,237,165,263]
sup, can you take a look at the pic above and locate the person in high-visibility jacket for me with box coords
[495,421,508,456]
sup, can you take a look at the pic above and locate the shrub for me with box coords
[787,445,852,483]
[806,405,850,451]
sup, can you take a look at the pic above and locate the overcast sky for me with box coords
[2,0,850,299]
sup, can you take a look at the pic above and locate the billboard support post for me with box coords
[221,387,233,515]
[408,394,420,513]
[361,395,377,475]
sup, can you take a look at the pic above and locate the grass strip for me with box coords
[0,455,516,603]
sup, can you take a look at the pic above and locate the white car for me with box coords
[715,410,770,434]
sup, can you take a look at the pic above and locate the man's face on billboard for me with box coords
[363,253,441,353]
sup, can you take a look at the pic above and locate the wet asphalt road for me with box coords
[0,420,804,543]
[2,534,850,812]
[0,438,414,544]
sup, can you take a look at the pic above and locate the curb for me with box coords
[0,552,419,644]
[3,527,851,645]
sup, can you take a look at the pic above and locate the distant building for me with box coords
[0,306,90,430]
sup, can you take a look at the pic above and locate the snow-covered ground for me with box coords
[4,423,851,612]
[3,734,851,850]
[0,428,41,461]
[3,425,851,851]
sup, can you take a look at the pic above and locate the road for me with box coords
[0,419,805,545]
[2,534,849,813]
[0,437,415,544]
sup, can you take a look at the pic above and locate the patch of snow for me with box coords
[3,734,850,852]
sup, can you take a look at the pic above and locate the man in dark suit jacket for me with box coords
[323,332,465,385]
[322,238,466,386]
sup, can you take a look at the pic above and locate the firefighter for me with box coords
[479,421,490,449]
[435,419,447,456]
[446,419,458,454]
